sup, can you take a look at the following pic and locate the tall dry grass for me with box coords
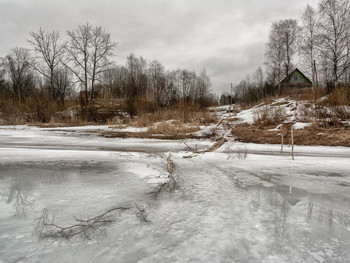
[128,102,218,128]
[253,106,286,127]
[147,122,200,135]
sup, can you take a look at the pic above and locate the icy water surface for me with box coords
[0,156,350,263]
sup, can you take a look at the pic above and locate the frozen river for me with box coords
[1,126,350,262]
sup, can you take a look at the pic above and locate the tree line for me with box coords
[231,0,350,105]
[0,23,214,118]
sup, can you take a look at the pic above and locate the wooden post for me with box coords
[167,153,171,172]
[280,134,284,154]
[291,127,294,160]
[195,144,198,153]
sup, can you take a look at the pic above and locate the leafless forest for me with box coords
[0,22,215,124]
[221,0,350,108]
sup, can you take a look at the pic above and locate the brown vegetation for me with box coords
[231,123,350,147]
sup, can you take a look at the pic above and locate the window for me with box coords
[293,75,298,81]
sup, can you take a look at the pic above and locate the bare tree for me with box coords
[89,26,116,101]
[265,19,300,94]
[300,5,319,85]
[65,23,116,104]
[318,0,350,90]
[28,28,65,100]
[0,63,7,93]
[281,19,300,77]
[196,68,211,106]
[148,60,165,105]
[65,23,91,105]
[126,53,148,97]
[265,22,286,92]
[3,47,35,101]
[181,69,196,101]
[53,67,73,104]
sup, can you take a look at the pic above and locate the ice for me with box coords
[1,126,350,262]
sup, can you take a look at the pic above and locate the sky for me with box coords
[0,0,319,94]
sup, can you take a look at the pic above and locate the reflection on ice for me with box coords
[5,177,36,218]
[238,183,350,261]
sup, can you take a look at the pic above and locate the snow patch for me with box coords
[293,122,312,130]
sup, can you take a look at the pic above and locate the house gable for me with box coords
[280,68,312,87]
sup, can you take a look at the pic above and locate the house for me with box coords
[279,68,313,90]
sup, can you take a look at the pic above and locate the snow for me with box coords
[112,126,148,133]
[293,122,313,130]
[236,107,256,124]
[233,98,316,126]
[268,124,284,131]
[1,125,350,262]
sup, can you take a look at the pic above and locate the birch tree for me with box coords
[300,5,319,85]
[318,0,350,90]
[265,19,300,94]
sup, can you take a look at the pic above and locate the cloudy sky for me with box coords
[0,0,318,93]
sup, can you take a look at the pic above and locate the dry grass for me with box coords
[0,94,218,129]
[231,123,350,147]
[286,87,327,101]
[147,122,200,135]
[128,107,217,128]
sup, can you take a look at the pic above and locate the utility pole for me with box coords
[230,83,233,115]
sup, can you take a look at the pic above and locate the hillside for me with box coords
[214,97,350,147]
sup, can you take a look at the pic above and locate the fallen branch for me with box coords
[35,206,129,240]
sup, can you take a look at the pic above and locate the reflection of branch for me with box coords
[181,140,195,151]
[14,192,35,218]
[135,203,151,223]
[6,182,36,218]
[35,207,129,240]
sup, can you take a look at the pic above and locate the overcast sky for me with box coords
[0,0,319,93]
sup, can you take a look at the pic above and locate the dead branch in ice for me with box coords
[151,153,177,199]
[182,154,194,158]
[35,206,129,240]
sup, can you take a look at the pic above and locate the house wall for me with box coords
[287,71,311,85]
